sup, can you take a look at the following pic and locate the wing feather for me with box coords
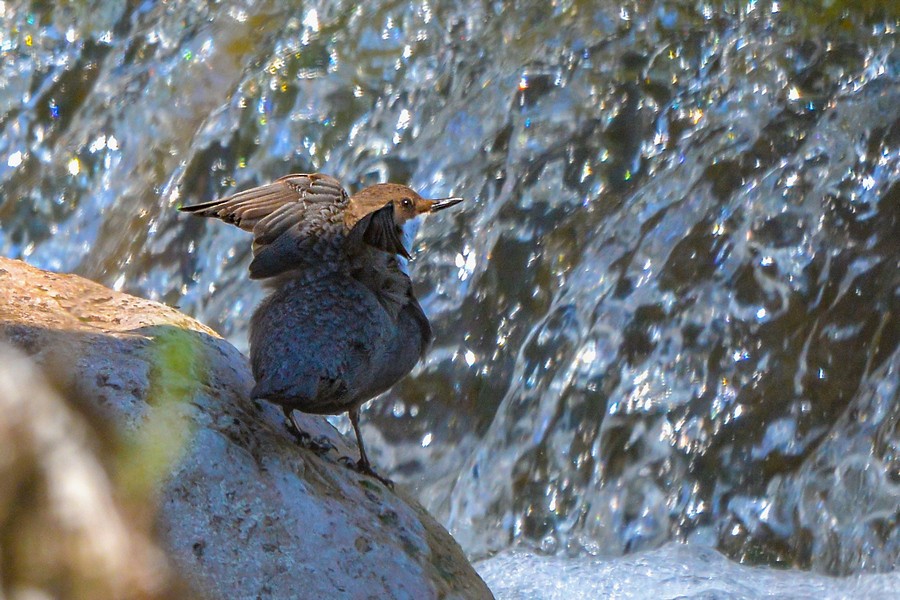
[179,173,347,232]
[180,173,350,279]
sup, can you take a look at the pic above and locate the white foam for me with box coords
[475,543,900,600]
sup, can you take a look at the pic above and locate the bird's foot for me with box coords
[283,410,335,456]
[298,432,337,455]
[338,456,394,488]
[358,460,394,489]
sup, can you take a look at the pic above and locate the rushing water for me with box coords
[1,0,898,579]
[476,544,900,599]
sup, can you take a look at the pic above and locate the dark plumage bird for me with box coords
[179,173,462,482]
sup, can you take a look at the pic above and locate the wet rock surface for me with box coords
[0,256,492,599]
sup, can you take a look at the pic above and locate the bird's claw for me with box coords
[358,459,394,488]
[338,456,394,488]
[307,435,336,454]
[283,412,335,456]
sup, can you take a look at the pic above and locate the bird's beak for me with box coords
[429,197,464,212]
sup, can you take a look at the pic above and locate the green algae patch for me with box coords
[117,327,204,501]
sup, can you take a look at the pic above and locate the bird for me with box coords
[179,173,462,484]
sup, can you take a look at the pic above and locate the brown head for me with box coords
[346,184,462,226]
[344,183,463,258]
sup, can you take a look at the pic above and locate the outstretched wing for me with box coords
[180,173,350,280]
[179,173,347,230]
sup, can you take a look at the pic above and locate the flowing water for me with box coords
[1,0,898,580]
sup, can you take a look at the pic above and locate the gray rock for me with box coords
[0,340,186,598]
[0,257,492,600]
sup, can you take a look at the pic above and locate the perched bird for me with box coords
[179,173,462,482]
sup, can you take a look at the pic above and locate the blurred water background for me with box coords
[1,0,898,581]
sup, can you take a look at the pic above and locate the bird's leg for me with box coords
[282,407,335,455]
[348,408,393,488]
[348,408,371,470]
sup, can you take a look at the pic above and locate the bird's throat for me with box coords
[397,218,420,274]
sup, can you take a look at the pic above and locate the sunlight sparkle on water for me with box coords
[455,250,476,281]
[89,135,108,153]
[464,349,476,366]
[303,9,319,32]
[577,342,597,364]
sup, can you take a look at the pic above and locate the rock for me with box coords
[0,341,188,598]
[0,257,492,599]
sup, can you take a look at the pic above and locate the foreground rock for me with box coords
[0,257,492,599]
[0,341,190,598]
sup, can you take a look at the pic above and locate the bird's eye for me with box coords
[401,197,412,208]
